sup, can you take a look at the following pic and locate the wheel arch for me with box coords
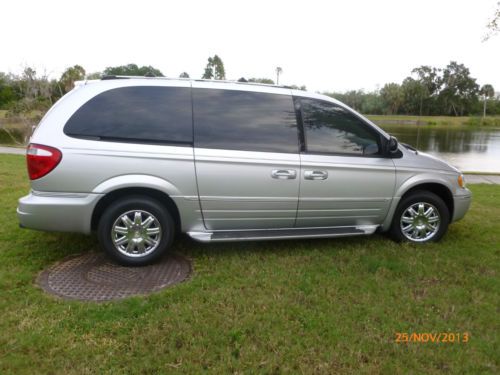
[381,177,455,232]
[399,183,454,221]
[91,187,181,232]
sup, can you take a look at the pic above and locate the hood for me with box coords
[397,147,461,174]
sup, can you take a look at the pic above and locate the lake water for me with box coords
[378,124,500,173]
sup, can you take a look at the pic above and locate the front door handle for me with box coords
[304,170,328,180]
[271,169,297,180]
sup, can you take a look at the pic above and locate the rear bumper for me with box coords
[17,191,103,234]
[452,189,472,222]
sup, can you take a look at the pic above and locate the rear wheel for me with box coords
[390,191,449,243]
[98,196,174,266]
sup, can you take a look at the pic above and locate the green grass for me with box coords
[463,171,500,176]
[0,154,498,374]
[367,115,500,127]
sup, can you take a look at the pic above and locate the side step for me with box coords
[187,225,378,243]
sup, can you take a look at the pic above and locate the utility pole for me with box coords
[276,67,283,85]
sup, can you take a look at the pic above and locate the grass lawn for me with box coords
[0,154,498,374]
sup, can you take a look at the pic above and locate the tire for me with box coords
[97,195,175,266]
[390,191,450,243]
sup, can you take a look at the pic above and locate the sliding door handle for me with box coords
[304,170,328,180]
[271,169,297,179]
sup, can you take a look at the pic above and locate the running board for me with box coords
[187,225,378,243]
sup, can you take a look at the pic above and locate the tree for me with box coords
[86,72,102,80]
[179,72,190,78]
[480,84,495,118]
[248,78,275,84]
[275,67,283,85]
[401,77,428,115]
[103,64,164,77]
[360,91,385,114]
[380,83,403,114]
[0,73,19,108]
[202,55,226,80]
[412,66,441,95]
[288,84,307,91]
[3,67,53,144]
[325,90,386,114]
[212,55,226,80]
[323,62,493,116]
[343,90,365,111]
[202,57,214,79]
[59,65,86,93]
[484,1,500,41]
[411,65,441,115]
[439,61,479,116]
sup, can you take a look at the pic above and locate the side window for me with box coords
[300,98,380,156]
[64,86,192,144]
[193,89,299,153]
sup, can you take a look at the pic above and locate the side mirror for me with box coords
[387,136,399,155]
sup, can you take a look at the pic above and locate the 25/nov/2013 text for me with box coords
[395,332,469,344]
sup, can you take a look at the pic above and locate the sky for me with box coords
[1,0,499,93]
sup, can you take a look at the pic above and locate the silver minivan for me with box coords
[17,77,472,265]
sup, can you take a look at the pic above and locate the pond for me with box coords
[378,124,500,173]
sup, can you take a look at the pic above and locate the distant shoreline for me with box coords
[367,115,500,127]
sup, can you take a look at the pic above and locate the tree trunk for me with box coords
[483,96,487,118]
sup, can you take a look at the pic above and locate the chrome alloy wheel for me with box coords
[111,210,162,257]
[400,202,441,242]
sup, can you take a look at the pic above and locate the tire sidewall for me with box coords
[391,191,450,243]
[98,196,174,266]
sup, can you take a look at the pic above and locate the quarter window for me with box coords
[193,89,299,153]
[64,86,192,144]
[300,98,380,156]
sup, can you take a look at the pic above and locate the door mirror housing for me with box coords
[386,136,399,155]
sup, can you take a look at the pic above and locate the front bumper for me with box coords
[17,191,103,234]
[452,188,472,222]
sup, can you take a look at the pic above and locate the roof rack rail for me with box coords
[101,75,131,80]
[99,75,291,89]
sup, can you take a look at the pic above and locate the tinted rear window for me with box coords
[64,86,192,144]
[193,88,298,153]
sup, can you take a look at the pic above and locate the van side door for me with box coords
[296,97,396,228]
[193,84,300,230]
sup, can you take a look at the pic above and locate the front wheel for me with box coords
[390,191,450,243]
[98,196,174,266]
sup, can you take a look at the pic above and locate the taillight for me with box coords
[26,143,62,180]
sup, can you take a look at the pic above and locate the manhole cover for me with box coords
[37,252,191,301]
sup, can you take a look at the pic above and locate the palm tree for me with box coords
[480,84,495,118]
[275,67,283,85]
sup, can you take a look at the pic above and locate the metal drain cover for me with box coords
[37,252,191,301]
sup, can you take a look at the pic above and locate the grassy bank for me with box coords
[367,115,500,127]
[0,154,499,374]
[0,109,40,145]
[0,128,24,145]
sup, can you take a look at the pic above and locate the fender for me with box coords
[380,172,455,231]
[394,172,455,198]
[92,174,183,197]
[91,174,204,232]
